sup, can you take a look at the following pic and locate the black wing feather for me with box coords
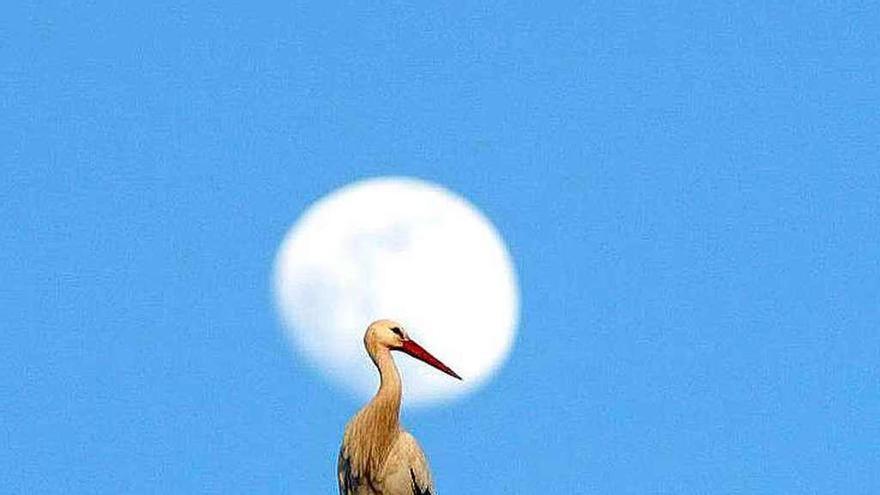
[410,468,432,495]
[338,447,359,495]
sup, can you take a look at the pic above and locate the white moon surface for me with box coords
[273,177,519,407]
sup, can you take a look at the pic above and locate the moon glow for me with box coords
[273,177,519,406]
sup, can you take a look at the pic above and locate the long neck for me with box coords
[366,345,402,429]
[351,345,402,475]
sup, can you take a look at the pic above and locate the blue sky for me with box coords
[3,1,878,493]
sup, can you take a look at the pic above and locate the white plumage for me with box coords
[337,320,460,495]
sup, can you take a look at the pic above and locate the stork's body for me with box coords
[338,320,460,495]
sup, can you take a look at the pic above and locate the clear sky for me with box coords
[3,1,878,493]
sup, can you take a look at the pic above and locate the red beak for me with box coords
[399,339,462,380]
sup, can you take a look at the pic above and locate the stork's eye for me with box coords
[390,326,403,337]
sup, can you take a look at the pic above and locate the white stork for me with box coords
[337,319,461,495]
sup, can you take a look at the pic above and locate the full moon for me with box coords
[273,177,519,407]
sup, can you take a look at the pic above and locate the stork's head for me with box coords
[365,319,461,380]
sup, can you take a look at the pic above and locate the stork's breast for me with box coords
[375,431,435,495]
